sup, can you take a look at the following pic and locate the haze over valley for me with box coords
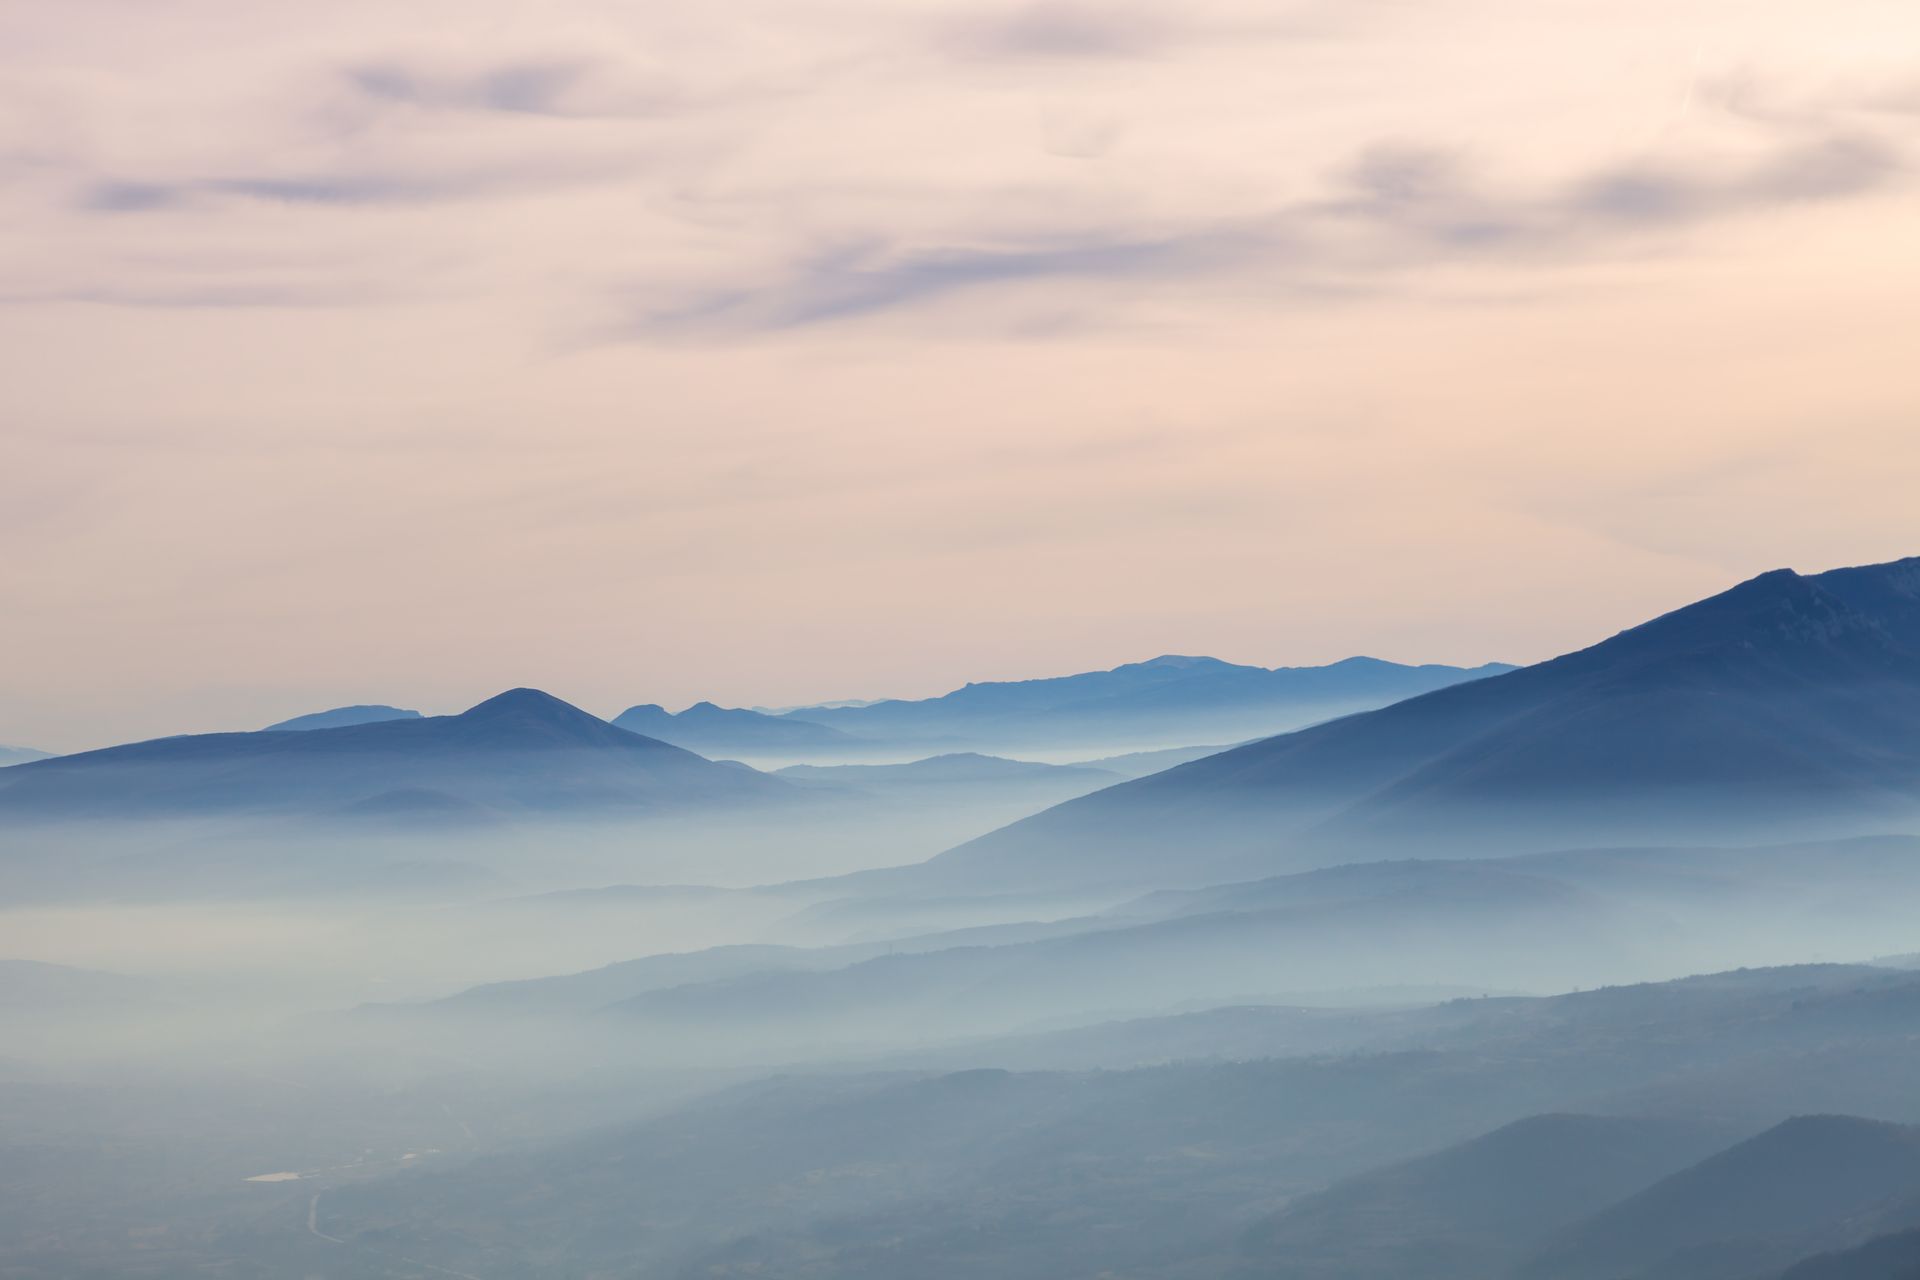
[5,558,1920,1277]
[7,0,1920,1273]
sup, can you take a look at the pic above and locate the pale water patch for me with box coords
[244,1171,303,1183]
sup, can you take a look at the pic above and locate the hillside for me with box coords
[1521,1116,1920,1280]
[1238,1113,1743,1279]
[1780,1230,1920,1280]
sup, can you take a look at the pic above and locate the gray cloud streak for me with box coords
[341,58,683,118]
[947,2,1173,59]
[78,151,647,213]
[641,229,1284,331]
[624,129,1908,336]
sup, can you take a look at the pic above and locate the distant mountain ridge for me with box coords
[264,704,422,732]
[773,653,1515,753]
[608,655,1511,761]
[902,555,1920,892]
[0,745,53,767]
[0,688,789,821]
[611,701,853,755]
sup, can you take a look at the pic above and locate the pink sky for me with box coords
[3,0,1918,750]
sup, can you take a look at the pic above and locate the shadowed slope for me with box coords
[1780,1230,1920,1280]
[1237,1113,1743,1280]
[1521,1116,1920,1280]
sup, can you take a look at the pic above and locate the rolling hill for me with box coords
[297,964,1920,1280]
[367,836,1920,1057]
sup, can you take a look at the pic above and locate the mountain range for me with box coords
[0,688,786,821]
[893,556,1920,892]
[773,653,1514,753]
[612,701,856,755]
[601,655,1511,762]
[9,555,1920,898]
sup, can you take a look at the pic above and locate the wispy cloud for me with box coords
[3,0,1919,749]
[622,125,1909,335]
[637,228,1282,331]
[1569,134,1898,225]
[341,57,684,118]
[78,148,650,213]
[944,3,1174,59]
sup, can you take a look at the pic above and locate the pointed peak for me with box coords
[1733,566,1806,592]
[452,688,647,749]
[460,688,597,722]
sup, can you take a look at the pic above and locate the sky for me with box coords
[2,0,1918,751]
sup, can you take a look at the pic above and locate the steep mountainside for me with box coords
[901,557,1920,892]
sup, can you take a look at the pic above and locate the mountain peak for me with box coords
[461,687,583,718]
[1136,654,1225,669]
[1578,561,1896,670]
[456,689,624,744]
